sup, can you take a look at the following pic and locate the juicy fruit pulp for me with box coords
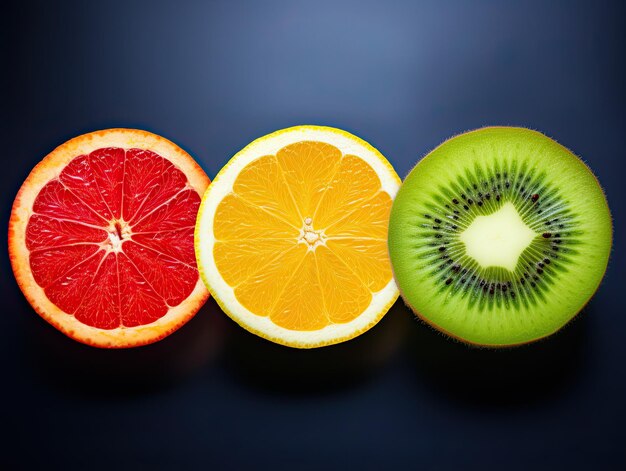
[196,126,401,348]
[389,127,611,346]
[28,149,200,328]
[214,145,391,329]
[10,129,210,347]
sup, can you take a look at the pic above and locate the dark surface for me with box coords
[2,1,625,469]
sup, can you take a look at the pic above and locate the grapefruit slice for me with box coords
[9,129,210,348]
[195,126,401,348]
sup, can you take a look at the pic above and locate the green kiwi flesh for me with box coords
[388,127,612,346]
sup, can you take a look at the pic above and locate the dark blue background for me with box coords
[2,1,624,469]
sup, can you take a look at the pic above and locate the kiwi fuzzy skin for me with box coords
[390,126,613,348]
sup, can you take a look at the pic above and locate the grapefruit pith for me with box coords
[9,129,210,348]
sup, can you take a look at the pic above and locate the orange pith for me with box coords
[212,140,393,331]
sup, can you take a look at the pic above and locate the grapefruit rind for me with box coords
[9,129,210,348]
[195,125,401,348]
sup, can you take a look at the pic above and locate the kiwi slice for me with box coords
[389,127,611,346]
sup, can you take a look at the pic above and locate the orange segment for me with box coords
[315,154,382,228]
[214,193,299,240]
[315,245,372,324]
[214,238,300,287]
[324,191,393,239]
[233,154,302,227]
[326,238,391,292]
[234,243,307,318]
[276,141,342,218]
[270,251,326,331]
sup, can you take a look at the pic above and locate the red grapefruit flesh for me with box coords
[9,129,210,348]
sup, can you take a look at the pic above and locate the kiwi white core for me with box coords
[460,202,536,272]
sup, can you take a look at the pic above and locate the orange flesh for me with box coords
[213,141,393,331]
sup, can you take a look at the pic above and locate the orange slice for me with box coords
[9,129,210,348]
[195,126,400,348]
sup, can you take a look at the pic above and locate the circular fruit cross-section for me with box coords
[389,127,612,346]
[9,129,210,348]
[195,125,401,348]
